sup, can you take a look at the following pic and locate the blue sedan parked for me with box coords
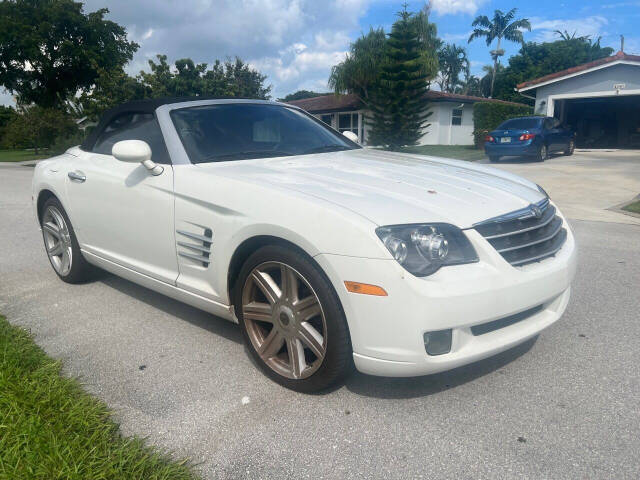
[485,116,575,163]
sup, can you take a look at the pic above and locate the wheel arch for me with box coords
[227,235,316,306]
[36,189,59,223]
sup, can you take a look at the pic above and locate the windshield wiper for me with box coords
[303,145,353,154]
[201,150,294,162]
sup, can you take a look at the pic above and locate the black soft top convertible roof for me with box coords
[80,96,266,151]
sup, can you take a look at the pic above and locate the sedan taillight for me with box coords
[485,135,495,143]
[519,133,535,141]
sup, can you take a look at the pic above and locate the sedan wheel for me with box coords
[235,245,352,392]
[535,144,548,162]
[42,206,73,276]
[565,139,575,156]
[242,261,327,380]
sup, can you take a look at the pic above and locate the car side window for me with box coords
[92,113,171,164]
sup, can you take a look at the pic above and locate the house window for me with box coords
[338,112,360,139]
[320,114,333,126]
[451,108,463,126]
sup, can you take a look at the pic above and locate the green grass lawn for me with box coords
[0,149,51,162]
[0,315,199,480]
[399,144,487,162]
[622,199,640,214]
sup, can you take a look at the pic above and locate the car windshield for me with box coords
[170,103,360,163]
[497,118,542,130]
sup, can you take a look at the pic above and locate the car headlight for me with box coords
[375,223,478,277]
[537,184,550,199]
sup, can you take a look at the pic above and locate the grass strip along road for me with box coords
[0,315,199,480]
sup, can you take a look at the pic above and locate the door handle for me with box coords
[68,171,86,182]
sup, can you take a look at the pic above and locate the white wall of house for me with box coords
[419,102,474,146]
[315,102,475,146]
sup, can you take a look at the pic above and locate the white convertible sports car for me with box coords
[33,98,577,392]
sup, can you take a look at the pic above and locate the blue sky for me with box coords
[368,0,636,77]
[1,0,638,105]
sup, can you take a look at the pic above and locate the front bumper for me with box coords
[314,212,577,377]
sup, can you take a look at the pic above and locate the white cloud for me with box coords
[430,0,487,16]
[441,31,472,43]
[81,0,374,98]
[530,15,609,42]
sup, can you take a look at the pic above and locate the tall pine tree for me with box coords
[368,7,436,149]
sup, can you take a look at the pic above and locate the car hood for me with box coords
[195,149,545,228]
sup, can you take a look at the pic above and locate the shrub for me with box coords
[50,129,87,155]
[472,102,533,148]
[2,106,76,153]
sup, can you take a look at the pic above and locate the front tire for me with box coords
[234,245,352,392]
[489,155,500,163]
[41,197,95,283]
[564,139,575,156]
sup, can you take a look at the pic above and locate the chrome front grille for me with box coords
[474,198,567,266]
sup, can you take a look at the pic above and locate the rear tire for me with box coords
[534,144,548,162]
[40,197,95,283]
[234,245,353,392]
[489,156,500,163]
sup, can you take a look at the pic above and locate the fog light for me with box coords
[423,329,452,356]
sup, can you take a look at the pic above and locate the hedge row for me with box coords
[472,102,533,148]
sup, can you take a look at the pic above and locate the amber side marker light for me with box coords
[344,281,388,296]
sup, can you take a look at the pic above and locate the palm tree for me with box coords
[437,43,470,93]
[468,8,531,98]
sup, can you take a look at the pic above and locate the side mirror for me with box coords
[342,130,359,143]
[112,140,163,176]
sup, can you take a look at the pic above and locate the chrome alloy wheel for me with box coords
[42,206,73,276]
[241,261,328,380]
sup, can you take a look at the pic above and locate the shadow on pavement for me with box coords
[343,337,537,399]
[488,154,565,165]
[99,272,243,345]
[94,271,537,399]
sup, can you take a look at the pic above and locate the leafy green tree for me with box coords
[367,7,437,149]
[0,105,17,146]
[329,6,440,107]
[213,57,271,99]
[437,44,470,93]
[79,67,148,120]
[0,0,138,107]
[468,8,531,98]
[2,106,75,152]
[328,27,388,104]
[491,37,614,102]
[138,55,271,99]
[456,71,483,97]
[278,90,330,102]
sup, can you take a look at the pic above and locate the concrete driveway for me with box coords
[481,149,640,225]
[1,163,639,479]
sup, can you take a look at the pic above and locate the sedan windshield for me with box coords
[170,103,360,163]
[497,118,542,130]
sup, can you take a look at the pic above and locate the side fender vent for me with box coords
[177,227,212,267]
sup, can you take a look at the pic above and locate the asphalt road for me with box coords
[1,163,639,479]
